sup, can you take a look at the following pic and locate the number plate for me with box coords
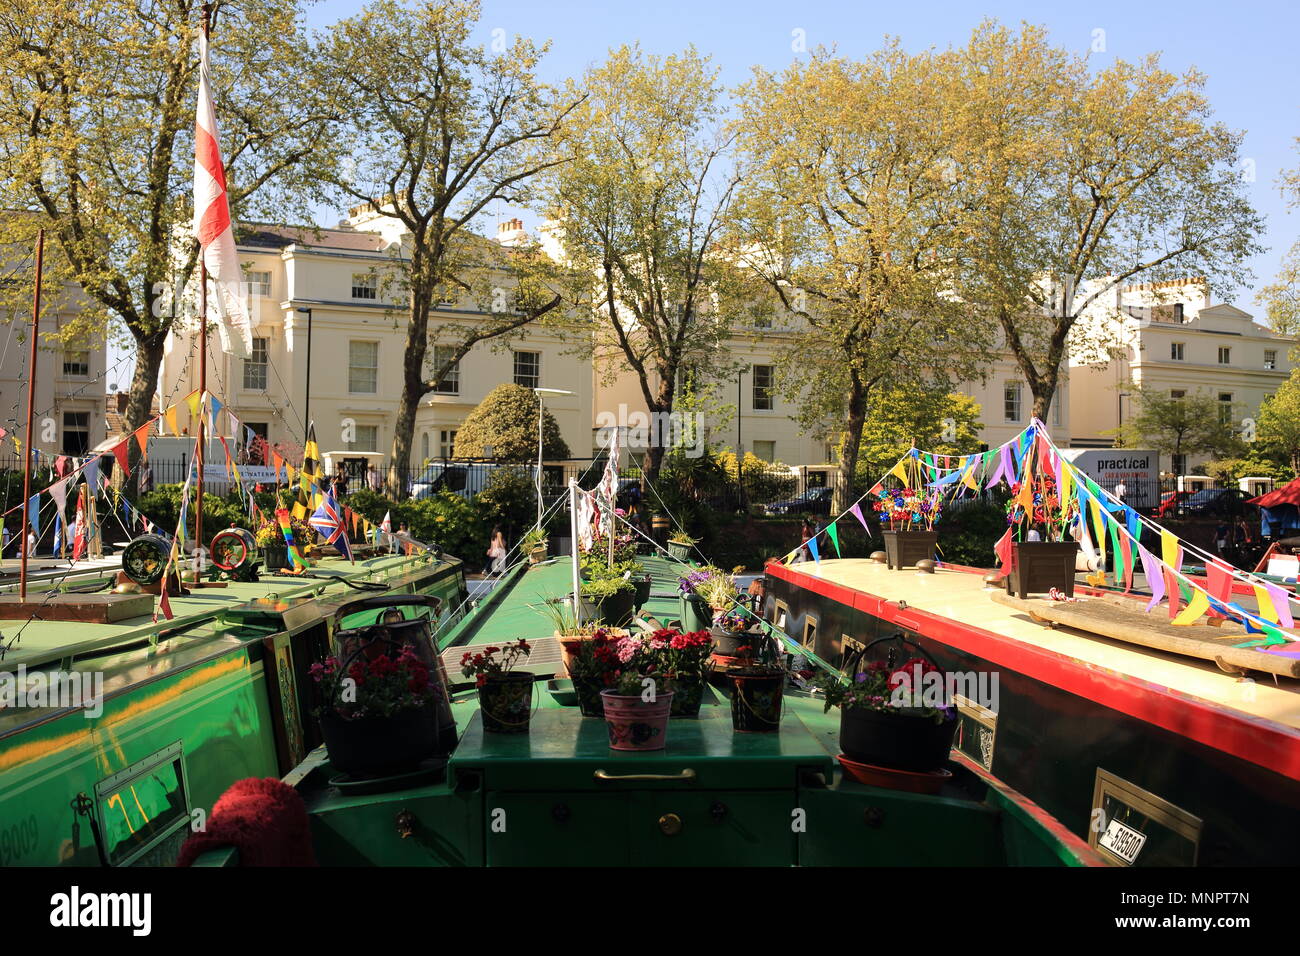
[1099,818,1147,864]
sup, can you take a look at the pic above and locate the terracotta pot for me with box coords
[600,690,674,750]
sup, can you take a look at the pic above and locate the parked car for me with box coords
[763,486,833,516]
[411,463,522,500]
[1153,491,1190,519]
[1175,488,1258,518]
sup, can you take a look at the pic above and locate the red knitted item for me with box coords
[177,777,317,867]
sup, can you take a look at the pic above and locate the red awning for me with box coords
[1249,476,1300,507]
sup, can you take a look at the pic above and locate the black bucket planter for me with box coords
[881,529,939,570]
[710,627,755,657]
[572,676,606,718]
[478,672,534,733]
[261,545,290,572]
[320,706,439,778]
[668,674,705,717]
[631,575,652,610]
[729,668,784,732]
[1006,540,1080,598]
[839,706,958,773]
[581,587,636,627]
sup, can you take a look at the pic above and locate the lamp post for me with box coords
[534,387,574,531]
[296,306,313,434]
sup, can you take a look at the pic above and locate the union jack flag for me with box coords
[309,490,354,563]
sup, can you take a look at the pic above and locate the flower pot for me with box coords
[571,675,606,717]
[600,690,674,750]
[679,594,712,632]
[528,544,547,565]
[261,544,290,572]
[320,705,439,778]
[667,541,692,562]
[710,626,756,657]
[667,673,705,717]
[881,529,938,570]
[838,706,958,773]
[1005,540,1080,599]
[631,575,652,610]
[729,668,784,732]
[477,672,535,733]
[591,588,635,626]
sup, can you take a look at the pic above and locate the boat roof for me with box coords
[0,553,455,671]
[768,558,1300,734]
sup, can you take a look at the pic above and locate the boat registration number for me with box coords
[1099,818,1147,864]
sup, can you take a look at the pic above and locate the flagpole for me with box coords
[195,3,212,566]
[569,478,582,622]
[19,228,43,600]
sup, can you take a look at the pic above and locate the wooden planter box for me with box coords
[881,530,938,570]
[1005,541,1080,598]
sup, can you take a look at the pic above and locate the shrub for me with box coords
[717,450,797,505]
[134,485,255,538]
[454,383,570,460]
[475,466,537,538]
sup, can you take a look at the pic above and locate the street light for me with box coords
[296,306,313,433]
[534,387,574,531]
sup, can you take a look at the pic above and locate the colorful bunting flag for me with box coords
[825,521,841,557]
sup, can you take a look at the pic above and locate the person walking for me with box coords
[798,517,815,563]
[1114,479,1127,505]
[485,526,507,576]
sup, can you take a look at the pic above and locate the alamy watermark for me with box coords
[0,665,104,719]
[595,404,706,457]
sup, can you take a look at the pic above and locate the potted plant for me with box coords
[667,531,698,562]
[564,627,622,717]
[660,627,714,716]
[728,631,786,733]
[686,565,738,617]
[710,606,756,657]
[815,642,958,774]
[311,646,445,777]
[521,526,549,565]
[1004,473,1080,598]
[598,633,674,750]
[579,570,637,627]
[676,569,715,631]
[255,519,290,571]
[874,488,943,569]
[460,639,534,734]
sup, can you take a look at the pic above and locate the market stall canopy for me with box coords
[1249,477,1300,508]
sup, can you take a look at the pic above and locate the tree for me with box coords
[1256,371,1300,476]
[453,384,570,461]
[954,21,1264,420]
[0,0,328,479]
[308,0,577,489]
[1257,146,1300,359]
[732,44,996,509]
[854,388,984,480]
[1107,387,1241,469]
[542,44,743,494]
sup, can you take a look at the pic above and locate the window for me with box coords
[439,429,458,458]
[437,291,458,308]
[432,345,460,394]
[244,270,271,297]
[1051,390,1063,426]
[1218,346,1231,365]
[753,364,774,410]
[421,433,429,461]
[351,273,377,299]
[348,341,379,393]
[772,599,789,629]
[513,350,540,389]
[1170,389,1186,400]
[62,412,89,455]
[62,350,89,377]
[243,337,268,390]
[802,613,819,651]
[1004,382,1022,423]
[1265,349,1278,370]
[752,440,775,462]
[1170,342,1185,361]
[1172,453,1187,475]
[1218,392,1233,425]
[348,424,378,452]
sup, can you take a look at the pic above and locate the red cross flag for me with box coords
[193,29,252,359]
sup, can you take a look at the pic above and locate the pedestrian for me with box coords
[0,522,8,560]
[1114,480,1127,505]
[747,573,768,618]
[1215,521,1230,556]
[25,523,36,557]
[485,525,506,575]
[798,517,815,562]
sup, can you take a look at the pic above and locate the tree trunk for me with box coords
[835,369,868,513]
[388,280,434,495]
[122,332,167,497]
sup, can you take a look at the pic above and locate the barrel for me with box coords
[211,527,256,571]
[121,534,172,585]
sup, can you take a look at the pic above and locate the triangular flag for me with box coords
[111,439,130,477]
[849,502,872,537]
[1172,588,1211,626]
[134,424,151,456]
[825,521,841,558]
[1138,545,1164,612]
[1165,568,1183,620]
[1254,584,1279,624]
[155,588,174,623]
[165,405,180,437]
[186,390,203,424]
[807,535,820,565]
[1262,581,1294,629]
[994,527,1013,575]
[889,459,909,483]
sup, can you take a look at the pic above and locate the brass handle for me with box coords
[658,813,683,836]
[593,768,697,782]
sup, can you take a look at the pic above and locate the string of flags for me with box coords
[779,418,1298,652]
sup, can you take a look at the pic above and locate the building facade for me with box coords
[1068,278,1295,473]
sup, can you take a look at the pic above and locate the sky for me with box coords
[107,0,1300,390]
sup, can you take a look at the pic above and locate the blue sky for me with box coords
[109,0,1300,389]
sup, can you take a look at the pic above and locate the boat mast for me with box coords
[19,229,43,600]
